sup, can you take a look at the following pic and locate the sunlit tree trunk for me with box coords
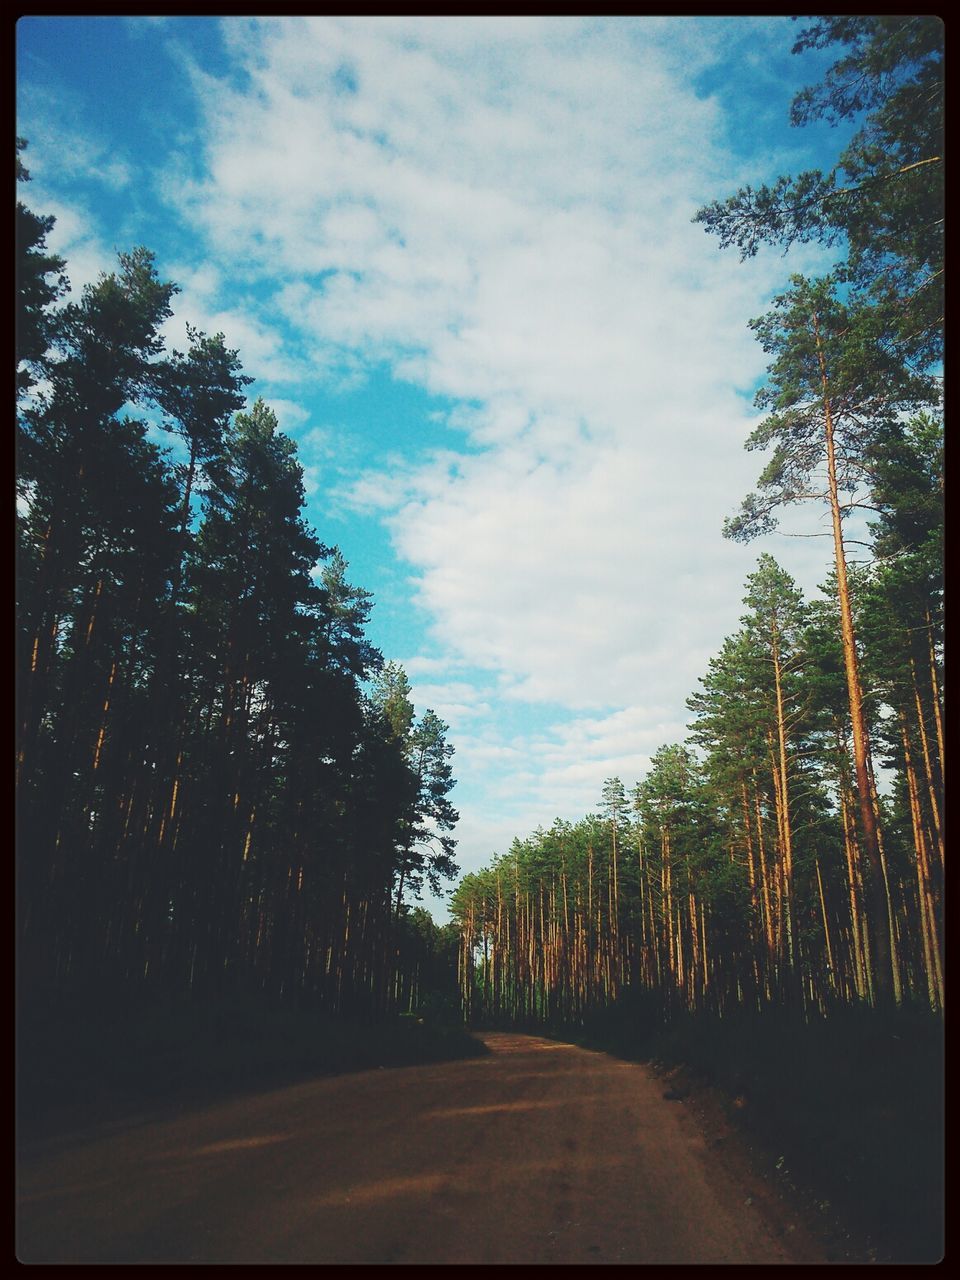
[925,608,944,786]
[900,711,943,1010]
[815,858,836,997]
[770,621,797,982]
[813,308,893,1003]
[909,653,943,864]
[839,777,868,1002]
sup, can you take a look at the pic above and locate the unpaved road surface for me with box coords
[17,1031,821,1264]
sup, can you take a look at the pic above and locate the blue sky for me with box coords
[17,16,857,920]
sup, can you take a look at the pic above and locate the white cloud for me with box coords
[167,16,845,784]
[34,196,114,296]
[407,680,492,729]
[264,398,310,431]
[25,18,851,887]
[166,260,222,306]
[299,425,335,455]
[18,82,133,193]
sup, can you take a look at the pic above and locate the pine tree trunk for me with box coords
[840,777,868,1003]
[866,758,902,1007]
[812,309,893,1004]
[909,653,943,863]
[900,712,943,1010]
[752,772,775,997]
[815,858,836,996]
[925,608,945,785]
[771,622,797,981]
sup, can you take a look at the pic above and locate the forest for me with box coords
[16,15,942,1263]
[16,140,462,1030]
[17,17,943,1041]
[451,15,943,1030]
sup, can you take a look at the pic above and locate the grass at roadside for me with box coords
[17,992,487,1142]
[549,995,944,1265]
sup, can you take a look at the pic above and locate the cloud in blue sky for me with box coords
[18,16,851,912]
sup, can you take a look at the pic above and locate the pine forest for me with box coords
[17,143,460,1020]
[453,16,943,1027]
[16,15,943,1265]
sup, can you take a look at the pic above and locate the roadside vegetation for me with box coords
[555,996,943,1263]
[19,984,484,1144]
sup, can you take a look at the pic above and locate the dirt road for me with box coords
[17,1031,820,1264]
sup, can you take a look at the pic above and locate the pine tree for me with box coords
[723,275,937,1004]
[695,16,943,365]
[15,138,68,397]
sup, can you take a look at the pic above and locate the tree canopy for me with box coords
[695,16,943,366]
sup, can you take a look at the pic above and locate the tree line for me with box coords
[452,16,942,1024]
[16,139,459,1018]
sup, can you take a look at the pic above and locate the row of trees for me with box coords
[453,539,942,1023]
[16,139,459,1017]
[453,16,942,1023]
